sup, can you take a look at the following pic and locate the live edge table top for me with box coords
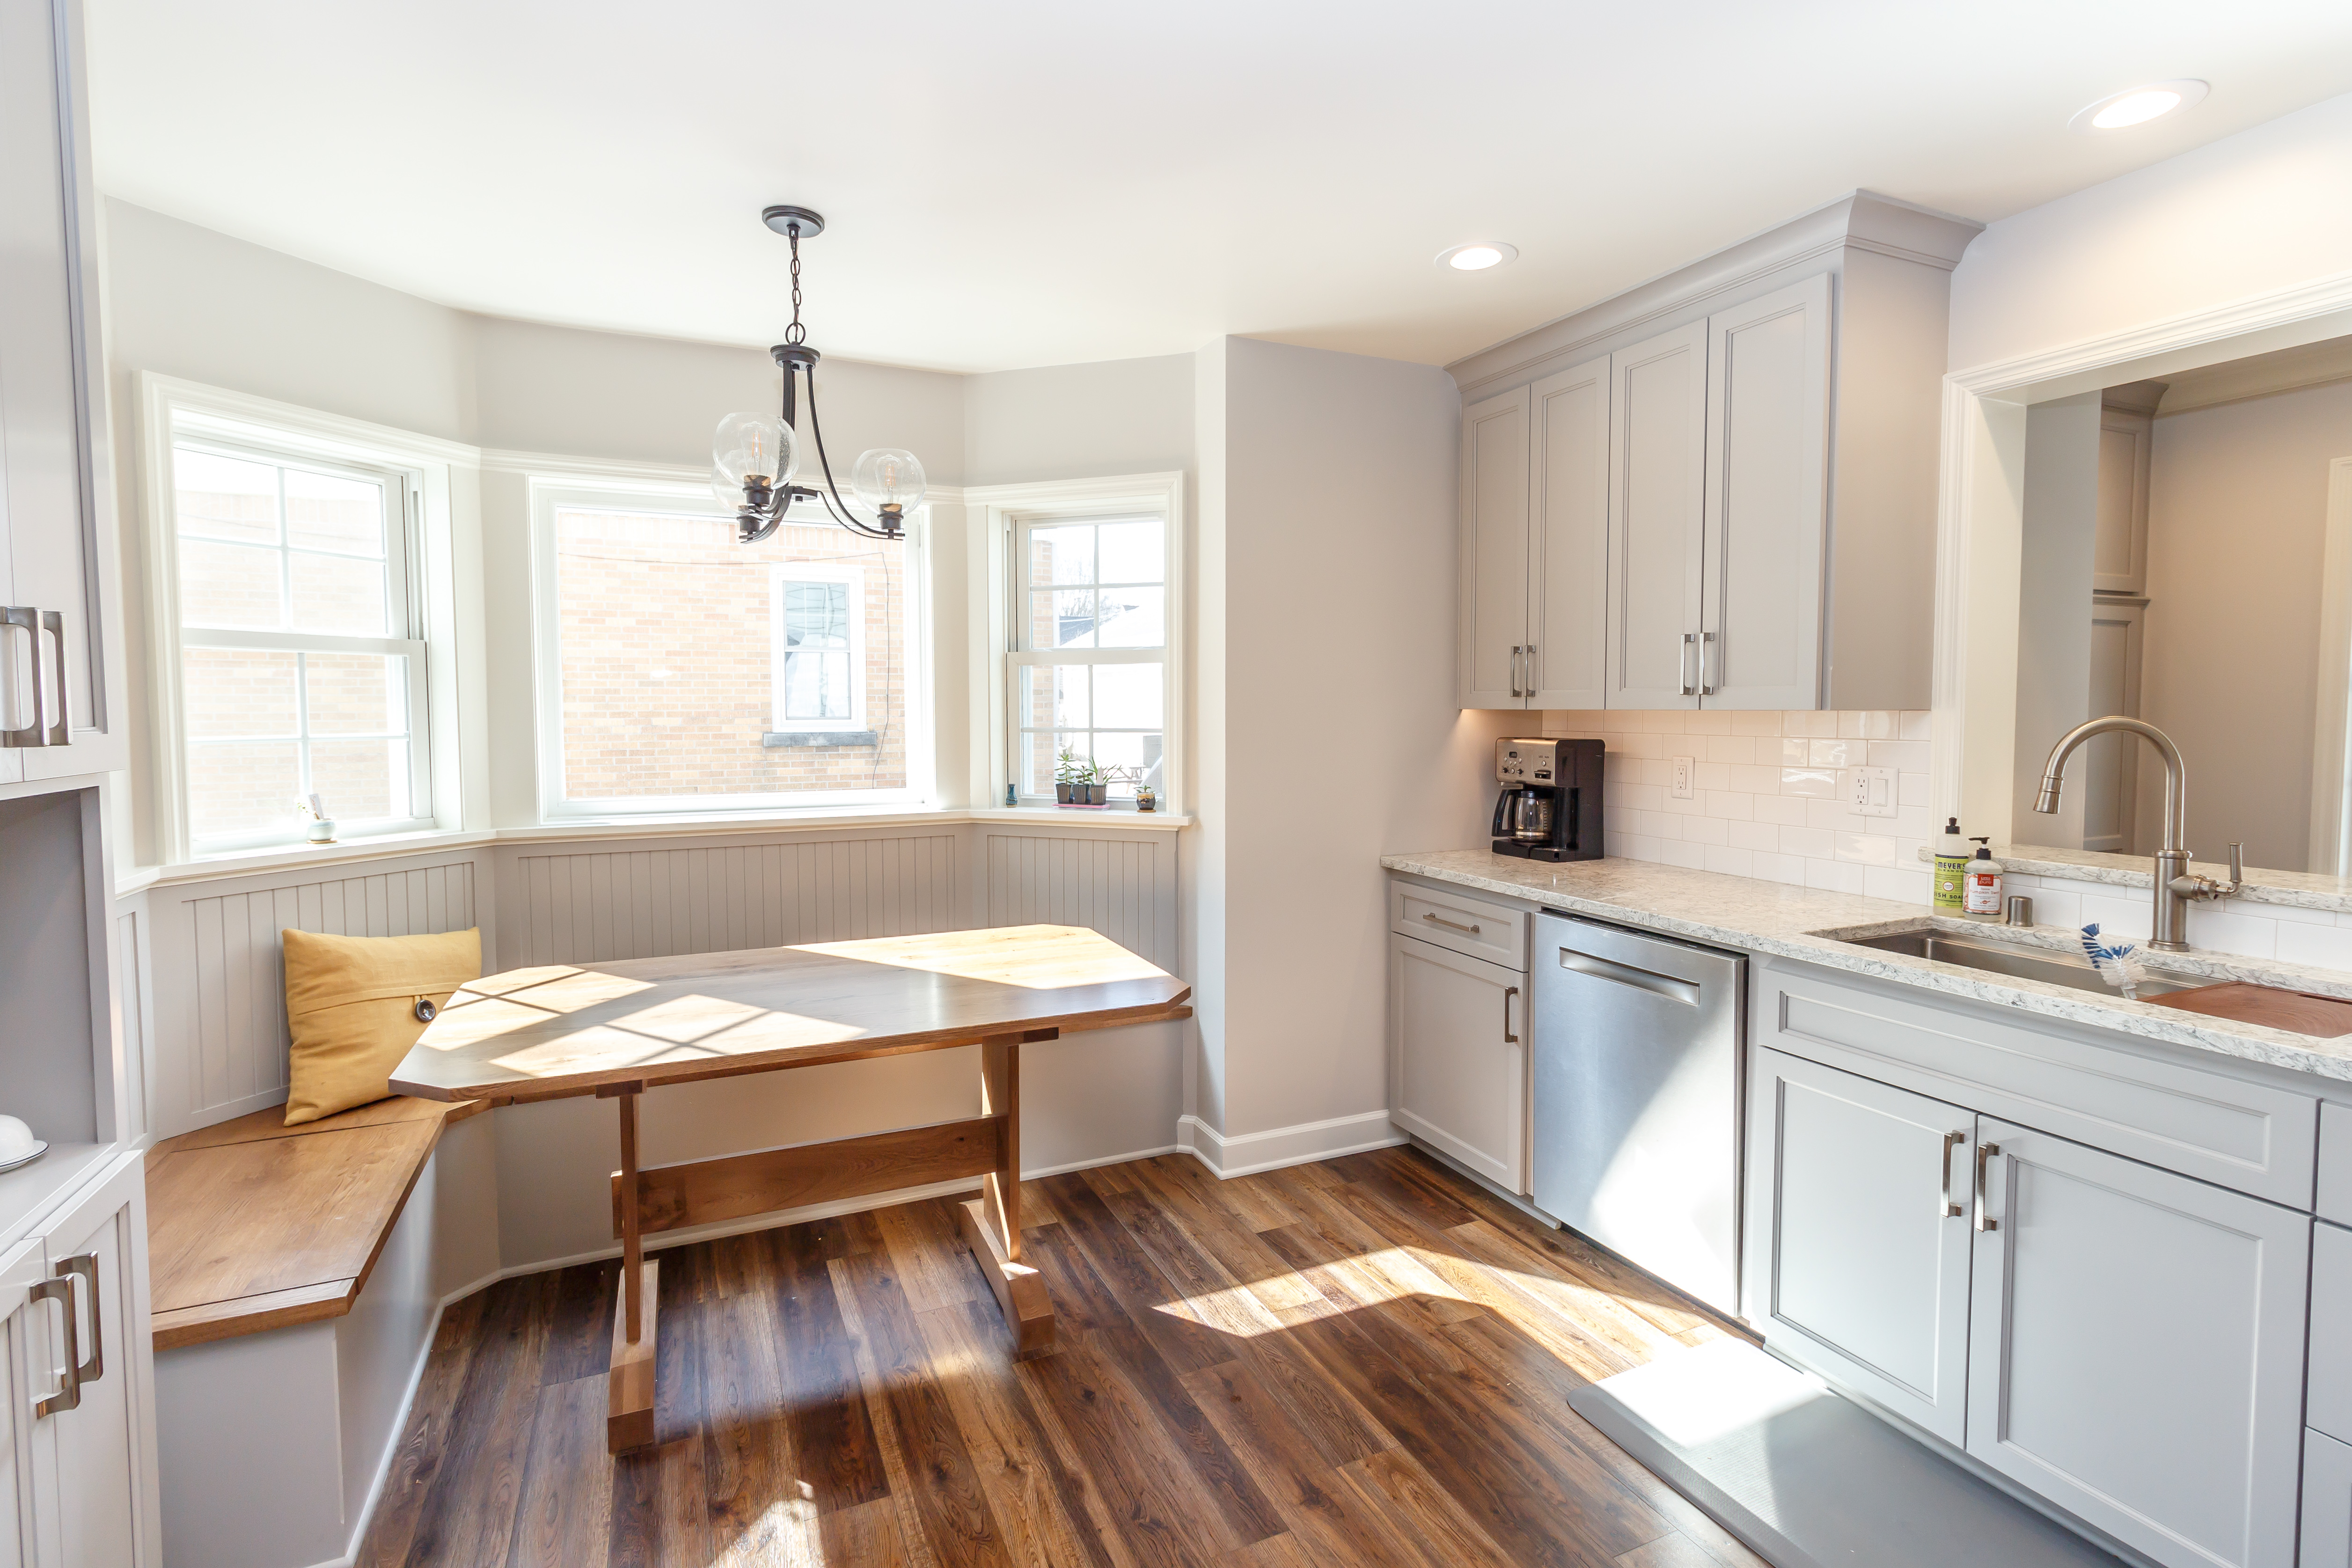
[387,923,1191,1104]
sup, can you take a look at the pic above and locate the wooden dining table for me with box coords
[388,923,1191,1454]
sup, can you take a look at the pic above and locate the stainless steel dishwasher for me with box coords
[1530,911,1745,1315]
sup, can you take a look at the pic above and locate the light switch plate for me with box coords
[1851,765,1898,818]
[1671,756,1695,800]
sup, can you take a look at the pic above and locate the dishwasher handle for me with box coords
[1553,946,1703,1007]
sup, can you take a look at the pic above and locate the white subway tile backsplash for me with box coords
[1703,845,1756,879]
[1806,859,1867,894]
[2279,921,2352,969]
[2079,893,2153,941]
[1869,740,1930,772]
[1864,866,1931,904]
[1539,710,1934,906]
[1899,711,1933,742]
[1783,768,1838,799]
[2183,908,2276,960]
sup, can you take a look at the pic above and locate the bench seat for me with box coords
[144,1094,490,1349]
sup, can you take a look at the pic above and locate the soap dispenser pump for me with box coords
[1964,837,2004,916]
[1934,818,1969,910]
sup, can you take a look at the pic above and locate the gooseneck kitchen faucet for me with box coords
[2033,715,2241,951]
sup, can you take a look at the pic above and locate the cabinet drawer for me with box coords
[1390,880,1527,971]
[2320,1103,2352,1224]
[1757,960,2317,1206]
[2313,1223,2352,1444]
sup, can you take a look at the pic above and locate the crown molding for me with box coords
[1447,190,1983,399]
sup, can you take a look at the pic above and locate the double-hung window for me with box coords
[1000,479,1180,809]
[163,431,433,854]
[770,563,868,738]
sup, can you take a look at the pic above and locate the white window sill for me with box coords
[122,805,1195,893]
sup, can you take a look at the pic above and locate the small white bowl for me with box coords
[0,1114,44,1173]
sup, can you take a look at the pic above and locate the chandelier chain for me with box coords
[784,228,806,346]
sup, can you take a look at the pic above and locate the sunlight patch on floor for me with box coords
[713,1488,824,1567]
[1151,1246,1480,1337]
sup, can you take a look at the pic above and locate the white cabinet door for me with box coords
[1526,354,1609,710]
[1389,932,1525,1193]
[1741,1048,1973,1443]
[0,1238,62,1568]
[1965,1121,2307,1568]
[1605,319,1707,710]
[1459,387,1531,709]
[37,1158,155,1568]
[1700,275,1829,710]
[0,0,121,779]
[2305,1429,2352,1568]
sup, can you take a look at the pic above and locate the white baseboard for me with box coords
[1177,1109,1405,1178]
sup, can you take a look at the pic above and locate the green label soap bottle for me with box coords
[1934,817,1968,910]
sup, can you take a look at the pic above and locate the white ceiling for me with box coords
[87,1,2352,374]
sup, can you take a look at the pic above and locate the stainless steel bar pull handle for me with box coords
[1423,911,1481,936]
[59,1253,100,1386]
[1678,632,1697,696]
[0,606,64,747]
[1509,645,1524,698]
[1502,985,1519,1044]
[31,1275,79,1417]
[1973,1141,2000,1231]
[1700,630,1719,696]
[1524,644,1537,696]
[1940,1131,1966,1217]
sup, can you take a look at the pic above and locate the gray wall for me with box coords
[2136,379,2352,870]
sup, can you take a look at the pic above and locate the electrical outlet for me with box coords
[1670,756,1695,800]
[1851,765,1898,818]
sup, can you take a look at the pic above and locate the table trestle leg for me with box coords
[603,1082,657,1453]
[958,1033,1055,1358]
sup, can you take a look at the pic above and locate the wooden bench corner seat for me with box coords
[143,1094,490,1350]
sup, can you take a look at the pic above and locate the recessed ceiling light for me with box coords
[1438,241,1518,272]
[2070,79,2208,132]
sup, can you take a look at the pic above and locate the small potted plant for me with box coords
[1084,757,1111,806]
[1055,746,1078,805]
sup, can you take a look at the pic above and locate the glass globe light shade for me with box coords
[711,412,798,491]
[850,448,927,519]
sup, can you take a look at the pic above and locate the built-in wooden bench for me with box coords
[143,1094,491,1349]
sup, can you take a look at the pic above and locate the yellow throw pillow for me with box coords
[282,927,482,1126]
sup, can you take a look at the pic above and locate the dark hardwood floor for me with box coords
[356,1144,1766,1568]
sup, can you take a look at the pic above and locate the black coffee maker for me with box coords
[1491,737,1604,861]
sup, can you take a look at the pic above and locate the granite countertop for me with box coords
[1381,850,2352,1084]
[1912,841,2352,916]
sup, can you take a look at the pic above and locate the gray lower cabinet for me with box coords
[2307,1430,2352,1568]
[1389,931,1527,1194]
[1966,1121,2308,1568]
[1748,1036,2310,1568]
[1743,1047,1972,1445]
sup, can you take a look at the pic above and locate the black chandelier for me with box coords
[713,205,926,545]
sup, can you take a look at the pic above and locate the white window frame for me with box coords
[138,374,466,863]
[965,472,1185,814]
[769,562,868,734]
[528,471,933,822]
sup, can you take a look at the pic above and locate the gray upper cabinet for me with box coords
[1458,386,1531,709]
[1743,1047,1972,1446]
[1526,354,1609,709]
[2094,404,2153,596]
[1451,194,1977,713]
[1966,1120,2307,1568]
[1605,320,1708,710]
[1700,275,1831,710]
[0,0,125,782]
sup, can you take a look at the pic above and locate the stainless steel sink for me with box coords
[1834,927,2205,999]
